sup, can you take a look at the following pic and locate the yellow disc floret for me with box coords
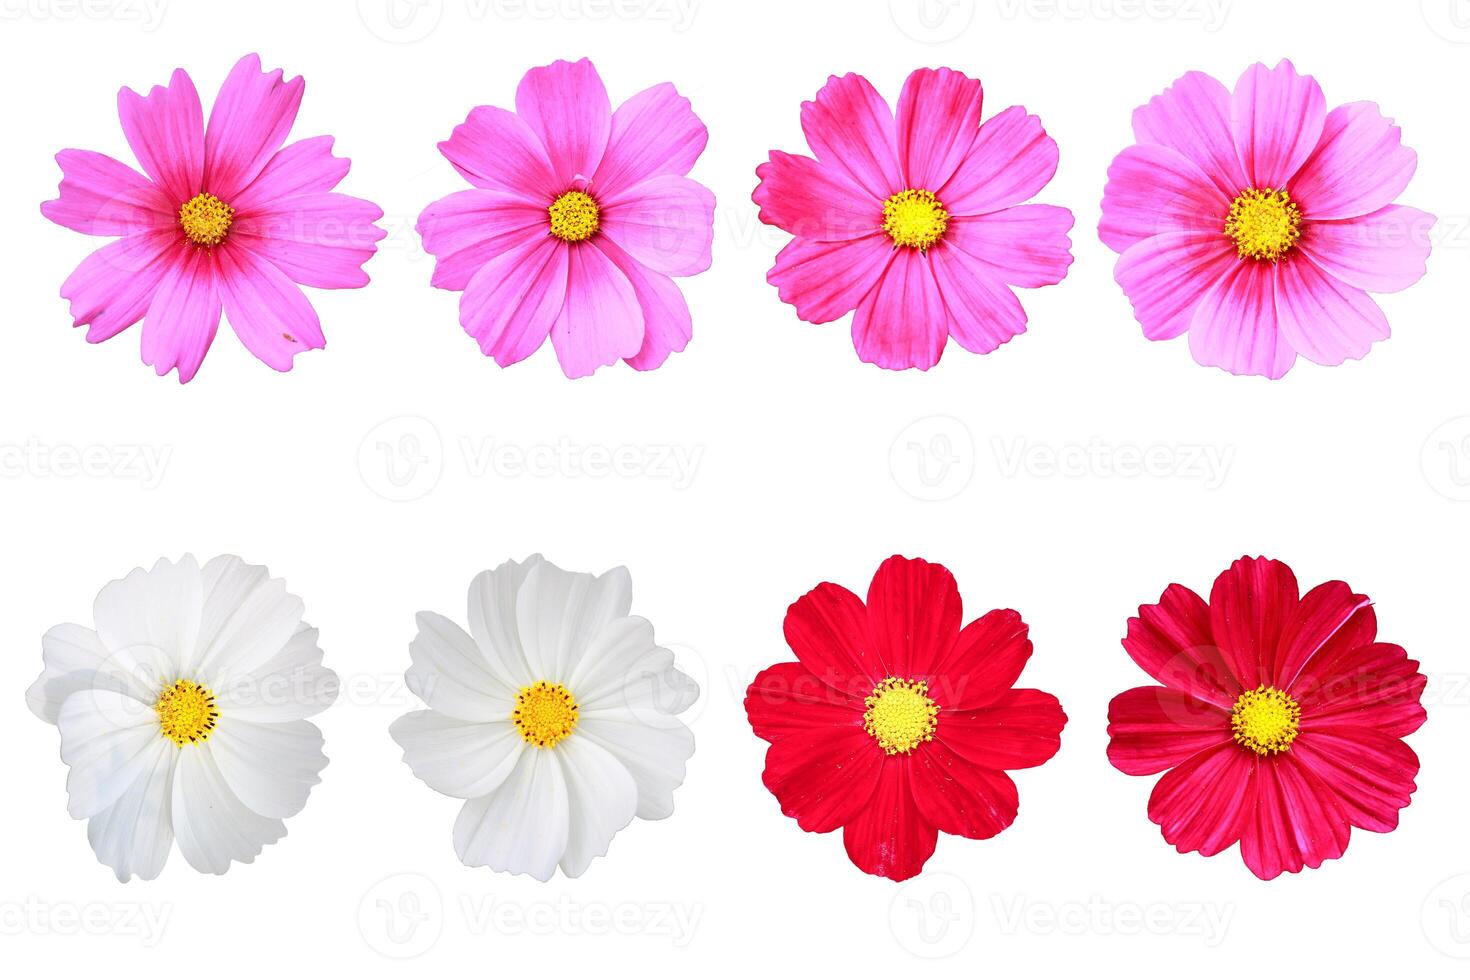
[863,676,939,755]
[513,680,580,748]
[1231,685,1301,756]
[882,188,950,250]
[179,192,235,247]
[155,679,219,746]
[1224,187,1302,261]
[548,190,600,243]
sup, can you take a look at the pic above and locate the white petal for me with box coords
[407,612,516,721]
[453,748,568,880]
[215,624,338,722]
[85,739,175,882]
[208,718,327,819]
[92,556,203,689]
[390,710,525,798]
[27,624,156,724]
[555,737,637,877]
[57,689,164,819]
[194,556,306,685]
[514,560,632,682]
[466,556,541,687]
[171,743,285,874]
[577,710,694,821]
[570,616,700,716]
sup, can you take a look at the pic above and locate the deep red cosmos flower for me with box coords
[745,556,1066,881]
[1107,556,1426,880]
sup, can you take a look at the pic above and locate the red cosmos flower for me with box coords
[1107,556,1426,880]
[745,556,1066,881]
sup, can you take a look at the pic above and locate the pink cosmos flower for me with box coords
[753,68,1073,370]
[1100,60,1434,379]
[417,58,715,378]
[42,54,385,383]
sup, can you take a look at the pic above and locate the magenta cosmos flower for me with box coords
[1100,60,1434,379]
[42,54,385,383]
[417,58,714,378]
[1107,557,1426,880]
[753,68,1073,370]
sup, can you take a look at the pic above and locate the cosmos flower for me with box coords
[41,53,385,382]
[390,556,699,879]
[1100,60,1433,378]
[417,58,715,377]
[752,68,1073,370]
[1107,556,1426,879]
[745,556,1066,881]
[26,555,338,880]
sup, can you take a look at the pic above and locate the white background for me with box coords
[2,0,1469,973]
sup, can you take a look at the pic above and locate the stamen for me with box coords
[155,679,219,746]
[1231,685,1301,755]
[179,192,235,247]
[863,677,938,755]
[548,190,600,243]
[513,680,579,748]
[1224,188,1302,261]
[881,189,949,250]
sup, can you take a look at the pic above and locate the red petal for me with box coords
[1238,755,1349,880]
[1297,643,1426,738]
[1122,583,1236,708]
[908,739,1019,840]
[942,689,1066,770]
[864,555,962,679]
[745,662,863,744]
[1271,580,1372,689]
[1146,742,1253,857]
[923,608,1032,709]
[783,580,884,698]
[1208,556,1300,692]
[1290,728,1419,833]
[760,725,882,834]
[841,762,937,881]
[1107,686,1231,776]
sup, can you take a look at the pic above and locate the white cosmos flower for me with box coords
[26,555,338,881]
[391,555,698,880]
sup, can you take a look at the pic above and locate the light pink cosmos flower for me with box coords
[1100,60,1434,379]
[417,58,715,378]
[42,54,385,383]
[753,68,1074,371]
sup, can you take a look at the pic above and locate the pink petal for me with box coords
[231,136,350,211]
[941,688,1066,771]
[140,247,221,383]
[1290,102,1417,220]
[1291,728,1418,833]
[851,248,948,370]
[593,82,707,199]
[1132,71,1249,198]
[939,106,1058,216]
[117,67,204,205]
[597,237,693,371]
[204,54,304,201]
[60,230,179,343]
[599,174,714,277]
[515,58,610,185]
[1106,686,1230,776]
[752,151,880,241]
[1113,232,1235,341]
[1297,642,1427,739]
[1238,755,1349,880]
[863,555,961,680]
[216,243,325,371]
[767,234,893,324]
[1302,205,1435,293]
[1274,256,1389,367]
[946,206,1073,287]
[1289,603,1380,693]
[800,73,903,201]
[929,236,1028,354]
[438,105,560,202]
[550,243,644,379]
[1122,583,1238,709]
[416,189,547,291]
[908,739,1018,840]
[1270,580,1371,691]
[460,233,568,366]
[1207,556,1298,692]
[895,67,983,191]
[1146,741,1253,858]
[41,150,175,237]
[1188,260,1297,379]
[1231,60,1326,191]
[232,193,385,289]
[1098,143,1229,253]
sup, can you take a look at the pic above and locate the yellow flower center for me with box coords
[547,190,600,243]
[513,680,579,748]
[178,192,235,247]
[1224,187,1302,261]
[863,677,938,755]
[1231,685,1301,756]
[155,679,219,746]
[882,188,949,250]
